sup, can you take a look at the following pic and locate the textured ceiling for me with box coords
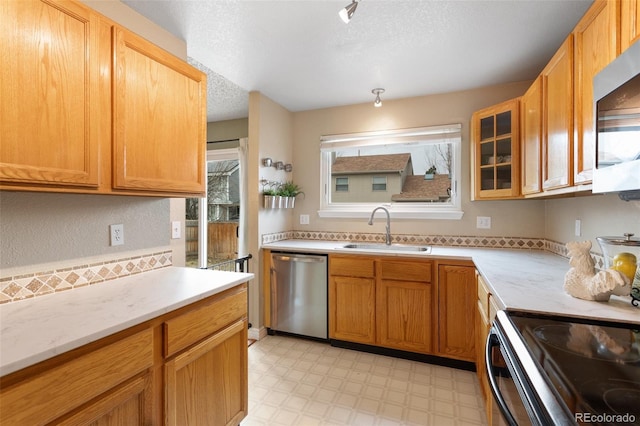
[122,0,594,123]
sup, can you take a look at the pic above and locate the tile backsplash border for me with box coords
[2,232,605,305]
[0,250,172,304]
[262,231,606,268]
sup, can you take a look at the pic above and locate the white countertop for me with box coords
[263,240,639,325]
[0,267,253,377]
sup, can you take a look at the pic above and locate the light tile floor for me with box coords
[241,335,488,426]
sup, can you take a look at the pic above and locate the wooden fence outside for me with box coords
[185,221,238,263]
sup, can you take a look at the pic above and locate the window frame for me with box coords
[318,124,464,220]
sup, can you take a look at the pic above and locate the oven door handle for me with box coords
[486,330,518,426]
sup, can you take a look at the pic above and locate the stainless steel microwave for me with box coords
[592,39,640,199]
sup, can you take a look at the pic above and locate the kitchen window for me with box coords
[319,124,463,219]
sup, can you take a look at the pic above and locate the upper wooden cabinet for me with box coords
[112,27,206,195]
[0,0,101,188]
[0,0,206,197]
[621,0,640,51]
[573,0,619,185]
[542,35,574,191]
[471,98,521,200]
[520,77,543,195]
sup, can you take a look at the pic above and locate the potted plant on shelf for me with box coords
[424,165,437,180]
[261,180,280,209]
[278,181,304,208]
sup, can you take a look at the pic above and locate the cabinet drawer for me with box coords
[477,300,489,325]
[330,256,375,278]
[477,274,491,320]
[489,295,500,322]
[164,287,247,357]
[0,329,153,425]
[380,260,432,283]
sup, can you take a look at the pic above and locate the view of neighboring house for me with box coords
[331,153,451,203]
[331,153,412,203]
[207,159,240,221]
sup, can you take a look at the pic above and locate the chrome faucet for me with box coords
[368,206,392,245]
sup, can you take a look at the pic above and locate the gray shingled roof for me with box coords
[332,153,411,175]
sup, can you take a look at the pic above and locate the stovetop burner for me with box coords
[603,383,640,416]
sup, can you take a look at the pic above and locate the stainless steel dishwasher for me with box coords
[269,252,328,340]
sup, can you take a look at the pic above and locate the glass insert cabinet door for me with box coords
[472,98,521,200]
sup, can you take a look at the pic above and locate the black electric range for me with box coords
[488,311,640,426]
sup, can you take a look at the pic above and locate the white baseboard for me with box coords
[249,326,268,340]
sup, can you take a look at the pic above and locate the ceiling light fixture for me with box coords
[372,88,385,107]
[339,0,358,23]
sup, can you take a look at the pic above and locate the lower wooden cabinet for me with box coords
[476,273,503,424]
[0,283,248,425]
[377,260,434,353]
[56,374,153,426]
[0,329,154,425]
[165,319,248,426]
[476,274,492,425]
[437,264,476,361]
[329,256,376,344]
[329,254,474,362]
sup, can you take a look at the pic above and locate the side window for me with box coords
[372,176,387,191]
[319,124,463,219]
[335,177,349,192]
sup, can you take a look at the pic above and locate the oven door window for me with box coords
[487,337,534,426]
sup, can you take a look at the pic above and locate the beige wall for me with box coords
[0,1,189,272]
[207,118,249,143]
[291,81,547,238]
[545,194,640,253]
[248,92,294,331]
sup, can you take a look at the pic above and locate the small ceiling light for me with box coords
[339,0,358,23]
[372,88,385,107]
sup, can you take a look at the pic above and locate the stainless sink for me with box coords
[342,243,431,253]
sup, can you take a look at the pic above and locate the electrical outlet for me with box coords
[300,214,310,225]
[110,224,124,246]
[476,216,491,229]
[171,221,181,239]
[575,219,581,237]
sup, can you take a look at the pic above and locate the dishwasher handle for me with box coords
[272,254,326,263]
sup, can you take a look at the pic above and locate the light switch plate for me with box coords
[171,221,181,239]
[300,214,310,225]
